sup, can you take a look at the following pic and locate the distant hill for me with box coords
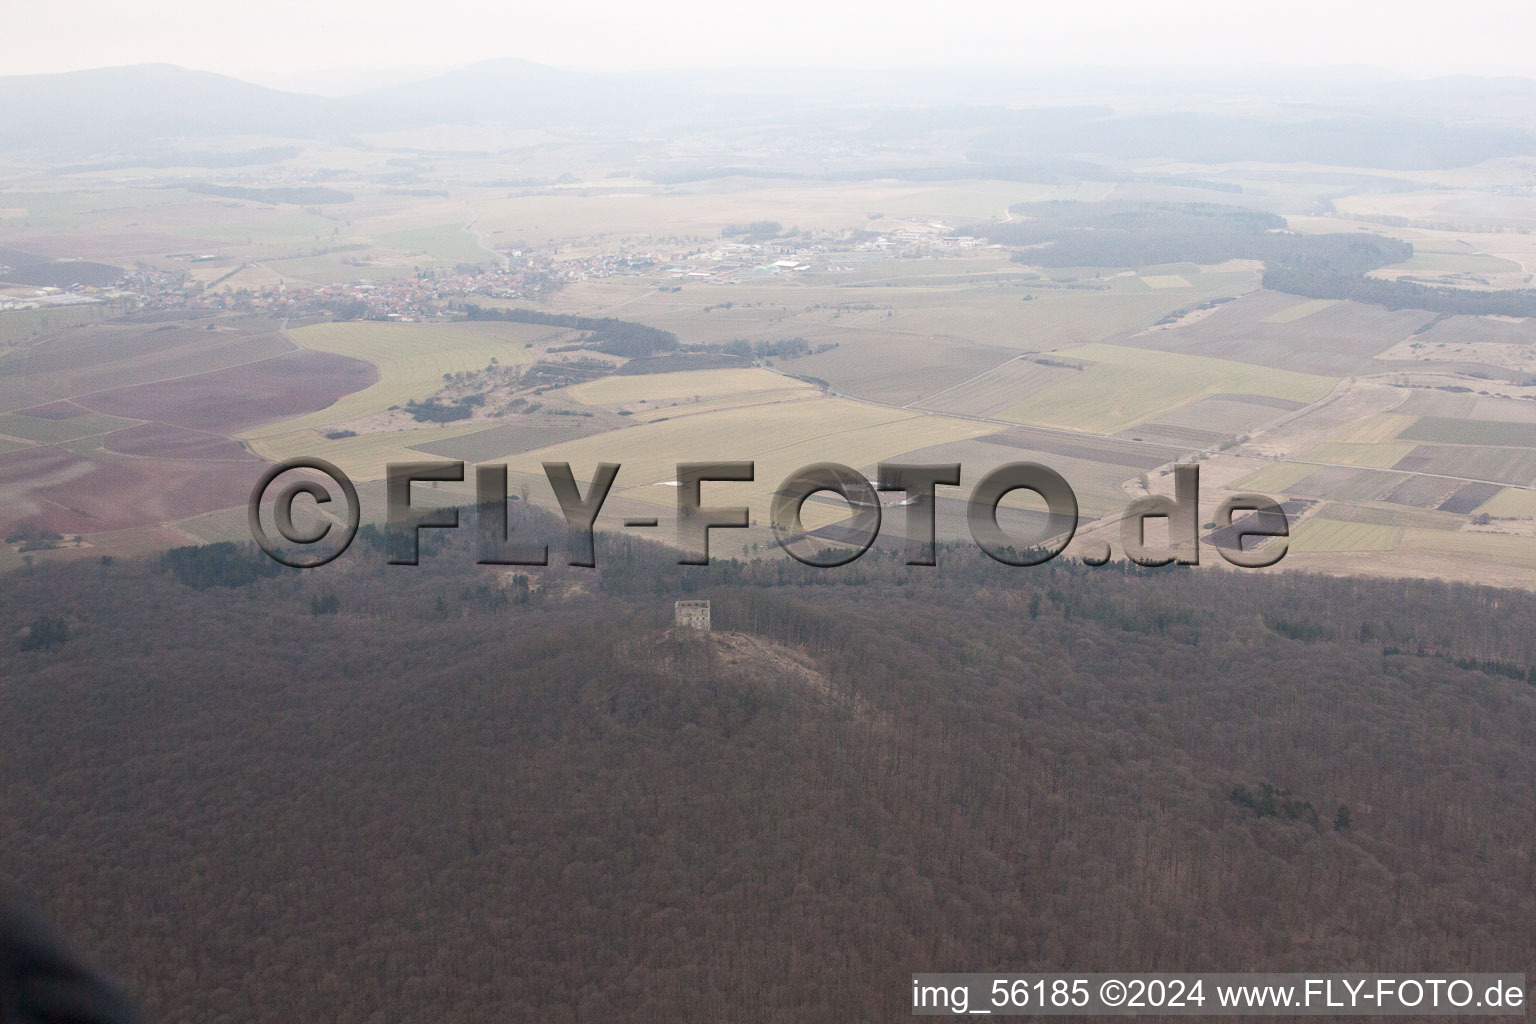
[1,61,1534,168]
[0,64,334,153]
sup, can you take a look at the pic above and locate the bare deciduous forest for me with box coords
[2,514,1533,1022]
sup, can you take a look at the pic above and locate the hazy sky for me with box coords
[5,0,1533,87]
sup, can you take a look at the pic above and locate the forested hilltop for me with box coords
[3,513,1534,1023]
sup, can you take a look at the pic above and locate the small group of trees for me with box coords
[464,306,679,357]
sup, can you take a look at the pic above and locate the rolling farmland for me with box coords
[242,320,546,458]
[1002,342,1334,434]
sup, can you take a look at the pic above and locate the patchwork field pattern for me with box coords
[1123,292,1433,375]
[243,320,547,458]
[1303,442,1418,468]
[1285,467,1401,502]
[1002,342,1334,434]
[1392,445,1536,486]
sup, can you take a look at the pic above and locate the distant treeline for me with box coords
[0,246,122,288]
[1262,266,1536,317]
[722,337,834,361]
[978,201,1536,317]
[464,305,679,357]
[406,394,485,422]
[721,221,782,240]
[982,202,1410,274]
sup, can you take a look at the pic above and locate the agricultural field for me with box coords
[1329,413,1419,444]
[1367,249,1530,290]
[1302,442,1418,468]
[1397,416,1536,447]
[1289,516,1403,553]
[1477,487,1536,518]
[1284,467,1401,502]
[377,223,496,265]
[497,396,997,541]
[1392,445,1536,486]
[2,157,1535,585]
[0,303,109,344]
[1123,291,1434,376]
[241,320,550,459]
[1313,500,1466,531]
[1382,473,1462,509]
[1260,298,1338,324]
[1001,342,1334,435]
[0,409,140,443]
[1144,395,1300,437]
[0,442,258,537]
[407,420,602,463]
[914,357,1080,417]
[1230,460,1318,494]
[82,349,374,433]
[567,368,811,408]
[1402,528,1536,573]
[0,318,295,401]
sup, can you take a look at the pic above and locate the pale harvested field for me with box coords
[1403,528,1536,572]
[1261,298,1338,324]
[880,434,1147,520]
[499,397,997,530]
[1478,487,1536,517]
[1290,517,1402,553]
[1148,396,1293,437]
[1332,189,1536,231]
[1314,500,1465,531]
[1302,442,1418,468]
[568,368,813,407]
[1003,342,1334,434]
[628,390,819,423]
[913,358,1079,417]
[251,423,491,484]
[1230,461,1318,494]
[1329,414,1416,445]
